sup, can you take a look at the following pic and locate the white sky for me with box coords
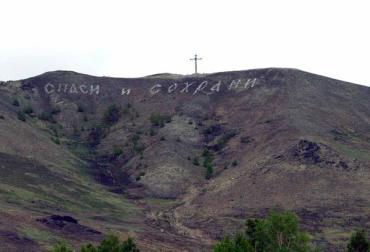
[0,0,369,86]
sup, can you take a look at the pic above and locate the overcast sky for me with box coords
[1,0,369,86]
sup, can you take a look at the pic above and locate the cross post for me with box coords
[190,54,202,74]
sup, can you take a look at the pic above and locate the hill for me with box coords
[0,68,369,251]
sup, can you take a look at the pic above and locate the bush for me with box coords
[51,106,61,115]
[136,172,146,181]
[12,99,20,107]
[202,149,214,179]
[150,113,171,127]
[240,136,252,144]
[132,134,145,153]
[23,106,33,115]
[214,131,237,151]
[87,125,104,147]
[51,136,61,145]
[347,230,370,252]
[113,146,123,157]
[77,105,84,113]
[38,111,56,122]
[17,111,26,121]
[149,127,157,136]
[103,104,120,126]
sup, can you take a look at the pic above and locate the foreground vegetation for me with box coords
[49,211,370,252]
[52,234,139,252]
[213,211,370,252]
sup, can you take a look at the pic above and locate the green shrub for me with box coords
[52,234,139,252]
[23,106,34,115]
[202,149,214,179]
[150,113,171,127]
[149,127,157,136]
[17,111,26,121]
[77,105,84,113]
[87,125,104,147]
[51,242,74,252]
[51,106,61,115]
[113,146,123,157]
[136,171,146,181]
[51,136,61,145]
[132,134,145,153]
[103,104,120,126]
[38,111,56,122]
[12,99,20,107]
[214,233,253,252]
[232,160,238,167]
[347,230,369,252]
[93,234,139,252]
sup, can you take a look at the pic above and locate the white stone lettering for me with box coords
[168,83,178,93]
[180,82,194,93]
[228,79,242,90]
[69,84,79,94]
[209,81,222,94]
[121,88,131,95]
[193,81,208,95]
[44,83,55,94]
[244,78,257,89]
[150,84,162,95]
[90,85,100,95]
[79,85,89,94]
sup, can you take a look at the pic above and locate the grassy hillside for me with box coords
[0,68,369,251]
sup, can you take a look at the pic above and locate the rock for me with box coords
[37,215,101,236]
[293,140,321,164]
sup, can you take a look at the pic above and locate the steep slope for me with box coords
[0,68,369,251]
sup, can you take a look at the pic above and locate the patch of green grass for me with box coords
[18,226,60,243]
[144,198,179,208]
[332,142,370,161]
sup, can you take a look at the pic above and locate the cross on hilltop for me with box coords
[190,54,202,74]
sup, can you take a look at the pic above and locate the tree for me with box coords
[120,237,140,252]
[52,242,74,252]
[347,230,370,252]
[214,233,253,252]
[52,234,139,252]
[261,210,312,252]
[80,244,98,252]
[214,210,318,252]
